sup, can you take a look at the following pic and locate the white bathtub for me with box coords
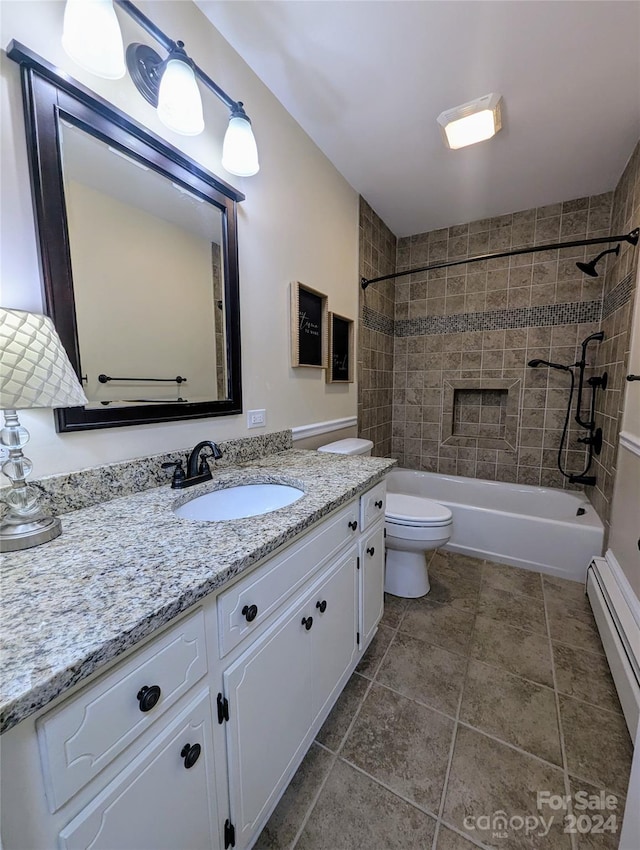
[387,468,604,582]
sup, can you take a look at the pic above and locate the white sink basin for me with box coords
[174,483,304,521]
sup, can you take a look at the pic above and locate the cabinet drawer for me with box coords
[38,609,207,811]
[217,501,359,657]
[360,480,386,531]
[58,689,218,850]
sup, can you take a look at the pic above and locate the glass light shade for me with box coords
[443,110,497,150]
[437,93,503,150]
[0,309,88,409]
[157,59,205,136]
[222,115,260,177]
[62,0,126,80]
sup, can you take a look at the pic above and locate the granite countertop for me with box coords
[0,449,395,734]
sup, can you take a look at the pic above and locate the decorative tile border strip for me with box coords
[362,305,394,336]
[602,272,635,319]
[394,300,602,337]
[0,430,293,517]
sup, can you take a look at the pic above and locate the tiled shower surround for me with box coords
[590,142,640,530]
[358,199,396,457]
[359,140,639,505]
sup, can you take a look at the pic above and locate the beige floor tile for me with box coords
[443,725,571,849]
[471,614,554,687]
[460,660,562,765]
[255,743,334,850]
[295,758,436,850]
[546,598,605,655]
[315,673,370,752]
[435,825,481,848]
[341,682,454,813]
[543,575,590,610]
[431,550,485,583]
[377,630,467,716]
[478,584,547,635]
[482,561,544,599]
[400,598,476,655]
[428,555,482,612]
[380,592,409,628]
[568,776,626,850]
[553,643,622,714]
[356,624,394,679]
[560,696,633,795]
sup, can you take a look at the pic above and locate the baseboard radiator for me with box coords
[587,552,640,738]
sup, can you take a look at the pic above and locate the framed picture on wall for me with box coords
[290,282,328,368]
[327,312,354,383]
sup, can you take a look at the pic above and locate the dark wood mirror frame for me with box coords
[7,41,244,432]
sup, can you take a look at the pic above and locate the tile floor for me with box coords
[255,551,634,850]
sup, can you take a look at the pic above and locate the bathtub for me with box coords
[387,468,604,582]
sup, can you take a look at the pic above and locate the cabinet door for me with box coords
[58,690,219,850]
[359,522,385,649]
[223,599,314,848]
[308,549,358,722]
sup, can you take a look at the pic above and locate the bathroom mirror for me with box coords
[8,42,244,432]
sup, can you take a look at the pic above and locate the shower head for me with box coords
[576,245,619,278]
[527,359,571,372]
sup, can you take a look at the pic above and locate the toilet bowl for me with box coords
[385,493,452,598]
[317,438,453,598]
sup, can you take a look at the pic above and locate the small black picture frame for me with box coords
[291,282,328,368]
[327,312,354,383]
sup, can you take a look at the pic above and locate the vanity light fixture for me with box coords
[0,309,88,552]
[62,0,126,80]
[437,93,503,150]
[61,0,259,175]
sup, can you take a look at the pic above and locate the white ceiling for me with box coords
[197,0,640,237]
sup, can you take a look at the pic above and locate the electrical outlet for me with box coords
[247,409,266,429]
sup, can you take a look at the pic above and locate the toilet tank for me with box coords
[317,438,373,456]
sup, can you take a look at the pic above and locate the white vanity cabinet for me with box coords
[221,549,358,847]
[0,479,386,850]
[58,689,219,850]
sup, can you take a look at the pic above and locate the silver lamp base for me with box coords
[0,514,62,552]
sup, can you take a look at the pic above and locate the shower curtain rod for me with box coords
[360,228,639,289]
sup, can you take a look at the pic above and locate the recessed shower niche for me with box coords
[442,378,521,451]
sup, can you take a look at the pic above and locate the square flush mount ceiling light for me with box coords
[437,93,503,150]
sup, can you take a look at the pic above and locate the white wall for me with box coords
[0,0,359,476]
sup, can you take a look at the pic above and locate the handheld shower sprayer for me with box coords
[527,331,606,486]
[527,359,570,371]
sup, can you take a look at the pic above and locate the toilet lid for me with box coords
[386,493,452,526]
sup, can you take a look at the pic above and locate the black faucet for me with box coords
[162,440,223,489]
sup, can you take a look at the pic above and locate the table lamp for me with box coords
[1,309,88,552]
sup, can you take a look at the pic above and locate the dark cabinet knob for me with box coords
[242,604,258,622]
[301,616,313,631]
[366,546,375,556]
[136,684,161,712]
[348,520,358,531]
[627,374,640,381]
[316,600,327,613]
[375,500,383,509]
[180,742,201,769]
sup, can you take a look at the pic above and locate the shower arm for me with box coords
[360,228,639,289]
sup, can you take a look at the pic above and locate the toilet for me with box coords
[317,439,453,598]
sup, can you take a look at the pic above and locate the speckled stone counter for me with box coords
[0,449,395,734]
